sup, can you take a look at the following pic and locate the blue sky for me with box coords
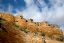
[0,0,64,30]
[0,0,50,13]
[0,0,26,13]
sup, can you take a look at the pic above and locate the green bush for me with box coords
[41,32,45,37]
[0,18,6,24]
[14,24,19,28]
[56,35,64,42]
[21,28,29,33]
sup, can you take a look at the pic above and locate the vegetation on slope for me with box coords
[0,13,64,43]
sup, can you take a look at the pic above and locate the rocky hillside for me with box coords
[0,13,64,43]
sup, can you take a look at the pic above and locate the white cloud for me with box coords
[22,0,47,22]
[16,0,64,30]
[22,5,45,22]
[7,4,13,12]
[22,0,64,23]
[60,26,64,31]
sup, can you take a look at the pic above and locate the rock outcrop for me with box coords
[0,13,64,43]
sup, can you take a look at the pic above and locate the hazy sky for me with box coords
[0,0,64,30]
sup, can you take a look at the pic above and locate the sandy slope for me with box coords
[45,38,64,43]
[63,31,64,35]
[0,13,64,43]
